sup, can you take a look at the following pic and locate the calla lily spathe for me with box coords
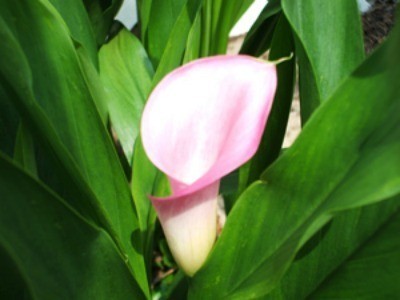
[141,55,277,276]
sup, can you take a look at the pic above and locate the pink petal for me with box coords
[141,55,277,276]
[151,181,219,276]
[141,55,277,192]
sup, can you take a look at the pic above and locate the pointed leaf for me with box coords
[0,0,148,294]
[13,122,37,177]
[0,154,144,300]
[268,198,399,299]
[146,0,187,67]
[99,28,154,163]
[208,0,254,54]
[241,14,295,188]
[189,27,400,299]
[83,0,123,46]
[282,0,365,122]
[309,207,400,299]
[49,0,98,66]
[240,0,282,56]
[152,0,204,84]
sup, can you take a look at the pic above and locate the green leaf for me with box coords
[83,0,123,46]
[183,12,202,63]
[240,0,281,56]
[188,26,400,299]
[0,0,148,295]
[146,0,187,67]
[152,0,204,85]
[137,0,153,43]
[267,198,399,299]
[49,0,98,66]
[131,139,157,236]
[13,122,37,177]
[207,0,254,55]
[0,154,145,300]
[0,86,19,157]
[243,14,295,188]
[99,29,153,163]
[309,208,400,299]
[131,139,171,276]
[282,0,365,122]
[228,14,295,211]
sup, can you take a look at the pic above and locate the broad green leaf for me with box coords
[240,0,281,56]
[282,0,365,122]
[83,0,122,46]
[0,1,148,295]
[0,72,106,230]
[189,28,400,299]
[0,86,19,157]
[146,0,187,67]
[267,198,399,299]
[152,0,204,85]
[0,154,144,300]
[76,46,110,124]
[99,28,154,163]
[49,0,98,66]
[14,122,37,177]
[309,208,400,299]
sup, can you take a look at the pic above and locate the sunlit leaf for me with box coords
[189,26,400,299]
[0,0,149,295]
[99,28,154,163]
[282,0,365,122]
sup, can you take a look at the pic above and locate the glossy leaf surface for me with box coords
[0,155,144,300]
[49,0,98,66]
[309,207,400,299]
[189,28,400,299]
[99,28,154,163]
[152,0,203,84]
[269,199,399,299]
[282,0,365,122]
[0,0,148,294]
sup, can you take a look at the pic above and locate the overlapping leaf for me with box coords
[240,0,281,56]
[82,0,123,46]
[206,0,253,55]
[268,199,399,299]
[99,28,154,163]
[0,155,144,300]
[49,0,98,66]
[189,25,400,299]
[282,0,365,122]
[151,0,204,84]
[0,0,148,295]
[146,0,187,67]
[309,207,400,299]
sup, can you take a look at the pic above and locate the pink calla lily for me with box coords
[141,55,277,276]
